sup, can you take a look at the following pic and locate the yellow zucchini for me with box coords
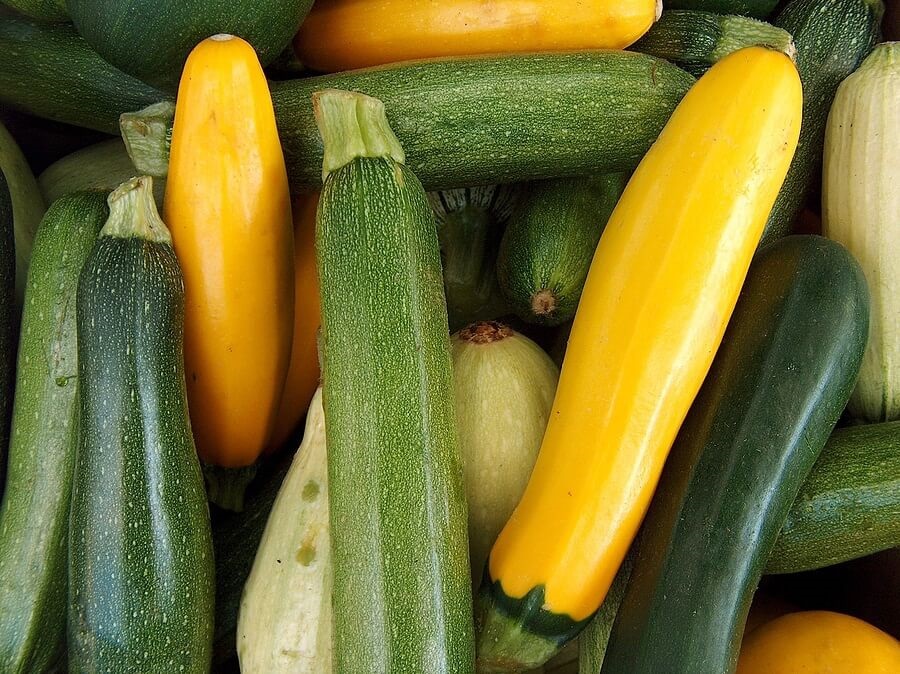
[476,46,803,671]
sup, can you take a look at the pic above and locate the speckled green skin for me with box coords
[762,0,883,245]
[602,236,870,674]
[665,0,779,18]
[0,0,67,21]
[767,420,900,575]
[632,10,794,77]
[497,175,627,327]
[318,157,475,673]
[0,16,166,133]
[0,170,13,493]
[68,230,214,672]
[67,0,314,90]
[0,191,107,674]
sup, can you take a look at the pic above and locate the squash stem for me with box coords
[120,101,175,178]
[204,464,259,512]
[103,176,172,243]
[312,89,405,180]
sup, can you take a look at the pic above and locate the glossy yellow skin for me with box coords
[294,0,660,72]
[738,611,900,674]
[164,35,294,468]
[487,46,802,621]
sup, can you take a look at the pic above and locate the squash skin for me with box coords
[164,36,294,471]
[295,0,659,72]
[0,170,13,492]
[0,0,67,21]
[664,0,778,18]
[475,46,802,672]
[737,611,900,674]
[601,236,870,674]
[823,43,900,422]
[67,0,314,90]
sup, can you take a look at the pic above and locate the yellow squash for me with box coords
[164,35,294,474]
[477,46,802,671]
[738,611,900,674]
[294,0,661,72]
[270,193,322,451]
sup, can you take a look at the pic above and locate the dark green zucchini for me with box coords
[632,10,795,76]
[67,0,315,91]
[0,16,167,134]
[0,0,67,21]
[0,191,108,673]
[762,0,884,244]
[316,90,474,673]
[578,554,634,674]
[601,236,870,674]
[430,185,519,332]
[68,177,214,673]
[122,51,696,192]
[497,175,627,326]
[664,0,779,18]
[0,169,12,491]
[766,421,900,575]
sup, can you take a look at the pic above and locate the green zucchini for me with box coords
[601,235,870,674]
[67,0,315,91]
[0,16,167,134]
[237,388,332,674]
[315,90,474,673]
[0,191,108,673]
[497,175,627,326]
[0,169,13,489]
[664,0,779,18]
[0,119,45,303]
[632,10,795,76]
[578,555,634,674]
[766,421,900,575]
[0,0,67,21]
[38,139,166,209]
[123,51,696,191]
[762,0,884,245]
[68,177,214,673]
[430,186,519,331]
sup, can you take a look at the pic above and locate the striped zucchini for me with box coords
[497,175,628,326]
[762,0,884,244]
[767,420,900,574]
[664,0,778,18]
[632,10,795,76]
[315,90,474,673]
[0,169,11,491]
[68,177,214,673]
[0,191,108,673]
[123,51,695,191]
[0,0,67,21]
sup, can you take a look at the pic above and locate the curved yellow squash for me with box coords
[487,47,802,622]
[294,0,661,72]
[164,35,294,468]
[738,611,900,674]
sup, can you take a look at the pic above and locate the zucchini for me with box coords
[766,421,900,575]
[0,191,108,673]
[38,139,166,209]
[0,119,45,303]
[211,456,291,668]
[238,389,332,674]
[0,0,67,21]
[601,236,870,674]
[578,555,634,674]
[496,175,627,327]
[475,47,802,673]
[0,169,12,488]
[431,186,519,331]
[315,90,475,673]
[823,43,900,422]
[68,177,214,673]
[632,10,795,76]
[762,0,884,244]
[67,0,315,90]
[123,51,696,191]
[664,0,778,18]
[0,16,167,134]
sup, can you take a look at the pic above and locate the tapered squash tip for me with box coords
[103,176,172,244]
[120,101,176,178]
[654,0,663,22]
[312,88,406,181]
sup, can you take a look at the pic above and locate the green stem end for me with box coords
[203,463,259,513]
[103,176,172,244]
[120,101,175,178]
